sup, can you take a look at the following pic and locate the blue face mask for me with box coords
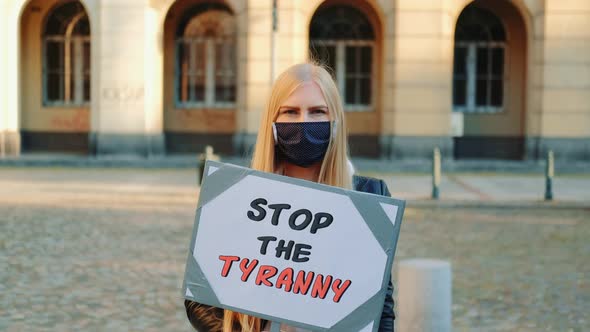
[272,121,334,168]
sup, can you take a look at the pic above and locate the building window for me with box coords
[310,6,374,111]
[175,5,236,108]
[43,2,90,107]
[453,5,506,113]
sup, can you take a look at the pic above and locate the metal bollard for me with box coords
[198,145,219,185]
[545,150,554,201]
[432,147,441,199]
[398,259,452,332]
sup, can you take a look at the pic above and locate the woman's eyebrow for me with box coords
[279,105,328,110]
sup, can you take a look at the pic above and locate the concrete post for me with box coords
[432,148,441,199]
[545,150,554,201]
[398,259,452,332]
[198,145,220,185]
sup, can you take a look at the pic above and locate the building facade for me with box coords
[0,0,588,160]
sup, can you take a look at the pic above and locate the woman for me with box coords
[185,62,395,332]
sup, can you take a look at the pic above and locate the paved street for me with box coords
[0,168,588,331]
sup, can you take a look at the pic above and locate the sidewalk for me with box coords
[0,162,588,208]
[377,173,590,208]
[0,153,589,174]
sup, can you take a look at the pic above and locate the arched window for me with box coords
[176,4,236,108]
[43,1,90,106]
[310,6,374,111]
[453,4,506,113]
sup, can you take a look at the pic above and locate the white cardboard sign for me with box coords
[183,161,404,331]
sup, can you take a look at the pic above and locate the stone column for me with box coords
[232,1,250,156]
[379,1,396,159]
[533,0,590,160]
[522,1,545,161]
[91,0,164,156]
[386,0,453,159]
[235,0,274,156]
[0,0,22,156]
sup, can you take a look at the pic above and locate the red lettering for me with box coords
[239,258,259,282]
[331,279,352,303]
[275,268,294,292]
[218,258,350,302]
[293,270,315,295]
[311,274,333,299]
[218,255,240,277]
[255,265,278,287]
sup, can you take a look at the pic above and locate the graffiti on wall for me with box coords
[101,86,144,102]
[50,109,90,131]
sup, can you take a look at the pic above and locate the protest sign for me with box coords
[183,161,404,331]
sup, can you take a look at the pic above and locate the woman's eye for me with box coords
[282,109,297,115]
[311,109,327,115]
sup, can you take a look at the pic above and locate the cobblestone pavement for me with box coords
[0,168,588,331]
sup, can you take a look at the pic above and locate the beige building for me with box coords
[0,0,588,160]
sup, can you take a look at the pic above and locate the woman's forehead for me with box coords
[282,81,327,106]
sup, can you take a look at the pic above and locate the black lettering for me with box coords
[257,236,277,255]
[268,204,291,226]
[247,198,268,221]
[275,240,295,260]
[289,209,313,231]
[310,212,333,234]
[293,243,312,263]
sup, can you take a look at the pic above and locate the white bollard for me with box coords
[397,259,452,332]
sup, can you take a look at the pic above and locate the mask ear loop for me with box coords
[331,120,338,139]
[272,122,278,145]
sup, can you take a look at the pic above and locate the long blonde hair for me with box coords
[223,63,353,331]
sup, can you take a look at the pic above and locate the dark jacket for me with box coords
[353,175,395,332]
[185,175,395,332]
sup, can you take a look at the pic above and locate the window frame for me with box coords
[310,39,374,112]
[174,10,236,110]
[452,40,510,114]
[42,15,90,108]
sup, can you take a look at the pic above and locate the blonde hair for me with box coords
[223,63,353,332]
[223,310,260,332]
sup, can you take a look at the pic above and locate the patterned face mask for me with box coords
[272,121,334,168]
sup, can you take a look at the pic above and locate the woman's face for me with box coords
[275,81,330,123]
